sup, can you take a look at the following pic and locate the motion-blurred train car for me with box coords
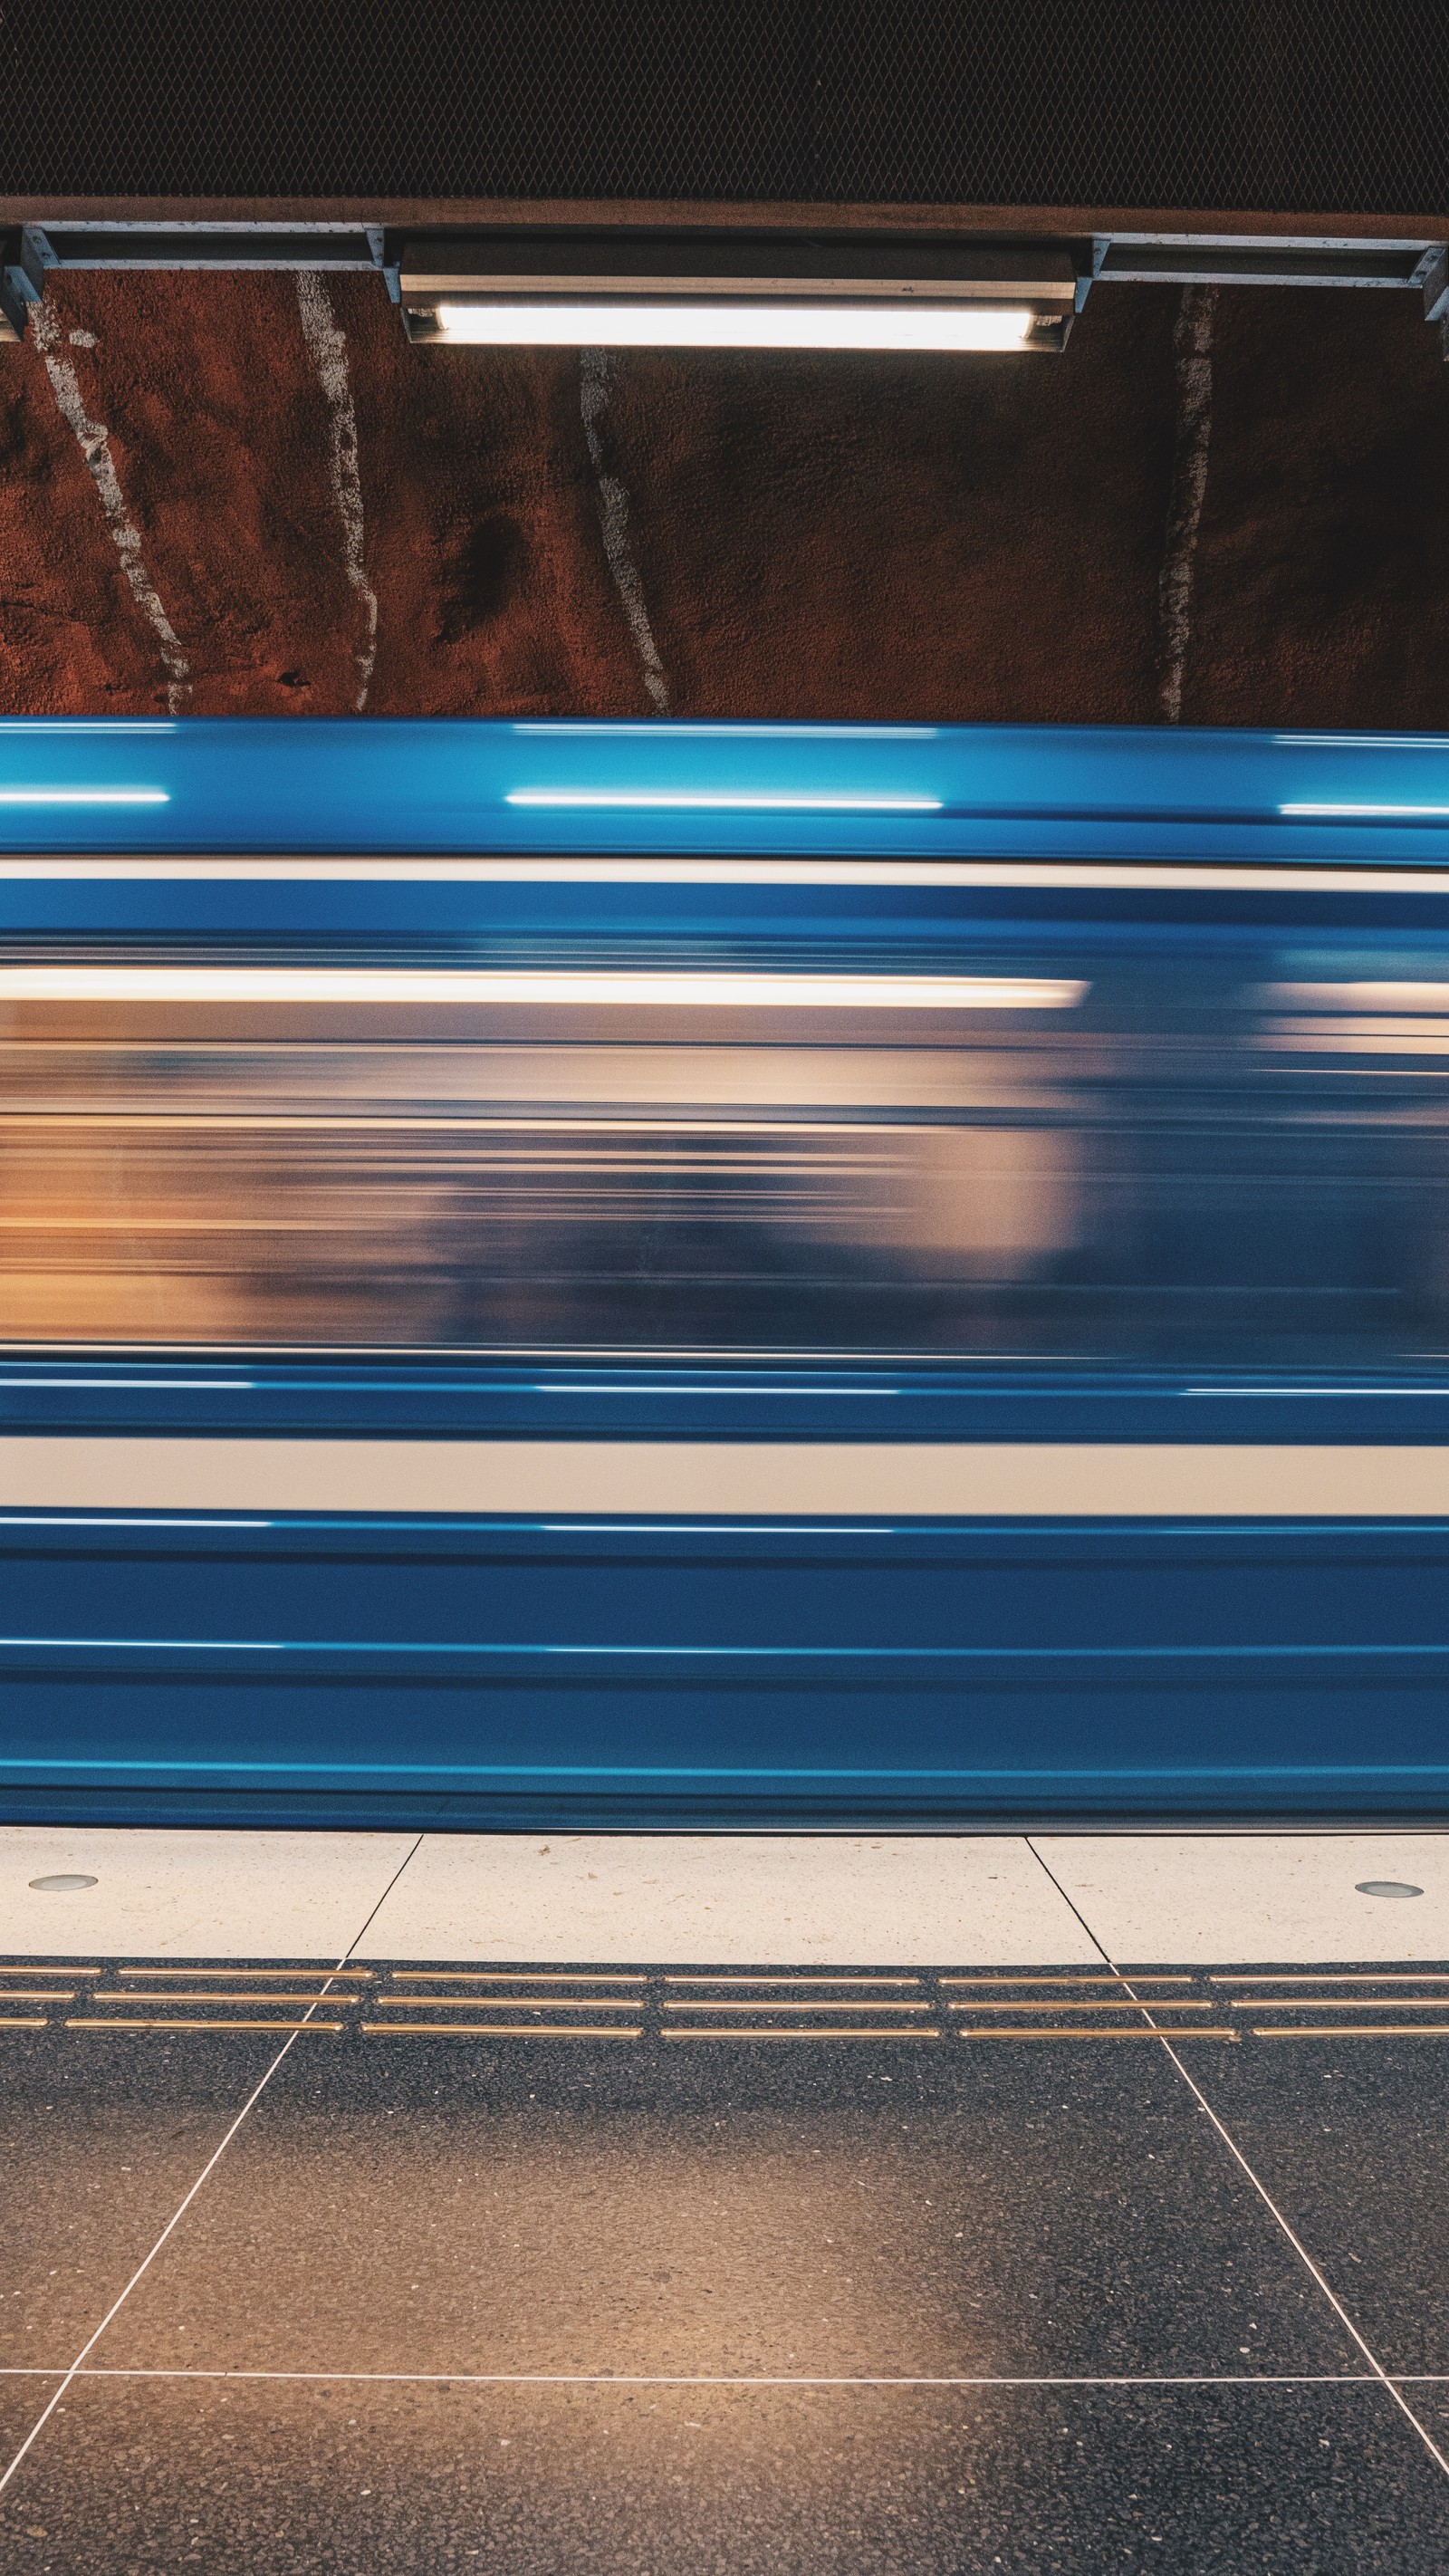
[2,716,1448,1824]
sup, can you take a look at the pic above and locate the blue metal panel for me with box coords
[0,1509,1446,1821]
[5,1354,1449,1446]
[0,716,1448,865]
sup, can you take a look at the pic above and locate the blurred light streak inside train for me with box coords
[0,967,1084,1010]
[0,719,1448,1368]
[0,937,1446,1362]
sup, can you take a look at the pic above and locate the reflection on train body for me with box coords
[4,945,1449,1361]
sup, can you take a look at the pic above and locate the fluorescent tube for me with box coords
[435,301,1039,352]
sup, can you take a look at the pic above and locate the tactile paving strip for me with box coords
[4,1961,1449,2045]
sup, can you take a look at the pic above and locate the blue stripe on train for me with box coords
[0,1511,1445,1821]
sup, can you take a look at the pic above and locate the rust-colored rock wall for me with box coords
[1,271,1447,726]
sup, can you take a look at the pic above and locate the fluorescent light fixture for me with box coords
[504,789,941,812]
[0,966,1087,1010]
[1281,802,1449,818]
[435,300,1038,351]
[0,788,168,805]
[399,232,1078,353]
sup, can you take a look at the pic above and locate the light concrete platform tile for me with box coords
[0,1827,415,1958]
[354,1831,1097,1964]
[1037,1832,1449,1964]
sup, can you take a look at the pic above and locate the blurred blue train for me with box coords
[4,714,1449,1825]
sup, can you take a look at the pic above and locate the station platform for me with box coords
[0,1827,1447,2568]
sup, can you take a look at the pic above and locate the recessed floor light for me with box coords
[1355,1880,1424,1898]
[29,1873,98,1892]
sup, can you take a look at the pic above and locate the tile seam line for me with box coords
[0,2366,1396,2388]
[0,1829,425,2498]
[1025,1835,1449,2483]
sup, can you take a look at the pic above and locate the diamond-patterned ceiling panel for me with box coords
[2,1,1444,211]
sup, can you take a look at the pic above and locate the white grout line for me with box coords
[0,2366,1393,2389]
[0,1832,424,2498]
[1026,1836,1449,2482]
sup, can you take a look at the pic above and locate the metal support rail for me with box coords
[4,220,1446,347]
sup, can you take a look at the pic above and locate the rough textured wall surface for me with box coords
[0,272,1446,726]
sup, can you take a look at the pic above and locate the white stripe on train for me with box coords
[0,1438,1445,1516]
[0,858,1447,892]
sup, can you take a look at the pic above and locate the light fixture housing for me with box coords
[398,229,1080,353]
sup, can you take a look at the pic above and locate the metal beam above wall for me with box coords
[1091,234,1449,327]
[5,216,1448,348]
[30,225,387,270]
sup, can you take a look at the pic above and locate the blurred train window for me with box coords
[1,939,1446,1363]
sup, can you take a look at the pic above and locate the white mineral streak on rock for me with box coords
[1157,284,1220,725]
[580,346,670,712]
[295,273,379,711]
[33,303,191,712]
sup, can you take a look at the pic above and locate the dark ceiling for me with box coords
[2,2,1444,214]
